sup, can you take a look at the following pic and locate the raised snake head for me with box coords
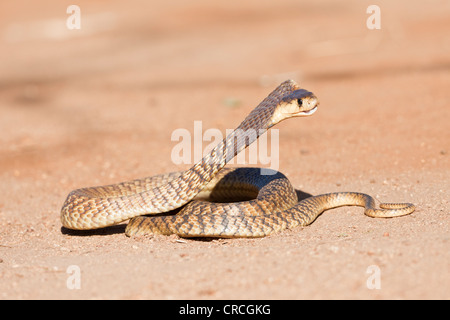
[270,88,319,126]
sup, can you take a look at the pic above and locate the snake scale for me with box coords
[61,80,415,237]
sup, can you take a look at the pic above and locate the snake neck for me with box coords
[178,80,301,200]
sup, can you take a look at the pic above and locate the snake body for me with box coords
[61,80,415,237]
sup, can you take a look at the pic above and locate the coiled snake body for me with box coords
[61,80,415,237]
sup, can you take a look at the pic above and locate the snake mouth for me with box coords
[300,106,318,116]
[286,105,317,117]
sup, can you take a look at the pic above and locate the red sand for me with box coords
[0,0,448,299]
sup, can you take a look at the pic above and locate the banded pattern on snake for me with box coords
[60,80,415,237]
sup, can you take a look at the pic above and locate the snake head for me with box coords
[282,89,319,117]
[271,89,319,125]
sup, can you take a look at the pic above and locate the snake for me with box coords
[60,80,415,238]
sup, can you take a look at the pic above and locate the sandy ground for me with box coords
[0,0,449,300]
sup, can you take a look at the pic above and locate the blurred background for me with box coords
[1,0,449,193]
[2,1,449,85]
[1,0,449,186]
[0,0,450,176]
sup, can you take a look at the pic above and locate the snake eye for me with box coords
[297,99,303,107]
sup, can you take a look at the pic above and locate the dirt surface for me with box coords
[0,0,449,299]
